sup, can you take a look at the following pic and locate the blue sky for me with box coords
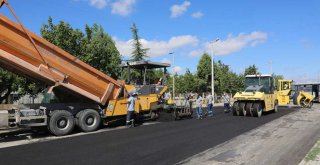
[1,0,320,82]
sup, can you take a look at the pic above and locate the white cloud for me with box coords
[205,31,268,56]
[191,11,203,18]
[173,66,183,74]
[114,35,199,57]
[111,0,136,16]
[189,49,204,57]
[170,1,191,18]
[88,0,109,9]
[161,58,172,64]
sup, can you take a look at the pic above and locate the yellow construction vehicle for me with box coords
[233,74,277,117]
[233,74,314,118]
[277,80,314,108]
[277,80,293,106]
[0,0,173,135]
[106,61,170,121]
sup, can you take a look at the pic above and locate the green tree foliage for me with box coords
[0,69,19,103]
[244,64,259,75]
[171,53,284,96]
[41,17,84,58]
[273,74,284,89]
[214,61,232,94]
[197,53,211,80]
[81,24,122,78]
[41,17,122,79]
[0,69,41,103]
[130,23,149,61]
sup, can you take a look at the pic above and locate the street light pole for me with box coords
[211,39,219,105]
[169,52,175,100]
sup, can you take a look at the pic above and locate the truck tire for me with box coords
[252,102,262,118]
[48,110,75,136]
[238,102,246,116]
[76,109,101,132]
[151,111,160,121]
[232,102,239,116]
[274,101,278,113]
[300,98,306,107]
[245,102,253,117]
[173,108,180,120]
[309,101,313,108]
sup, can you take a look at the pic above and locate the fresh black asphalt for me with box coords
[0,106,294,165]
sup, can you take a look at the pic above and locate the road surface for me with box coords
[0,106,294,165]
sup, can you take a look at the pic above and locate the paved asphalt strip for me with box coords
[0,106,294,165]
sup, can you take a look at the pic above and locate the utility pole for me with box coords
[211,39,219,104]
[169,52,175,100]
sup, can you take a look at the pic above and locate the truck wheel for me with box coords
[49,110,75,136]
[238,102,246,116]
[274,101,278,113]
[252,103,262,118]
[245,102,253,117]
[309,101,313,108]
[300,98,306,107]
[174,108,180,120]
[76,109,101,132]
[232,102,239,116]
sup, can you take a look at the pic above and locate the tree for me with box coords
[244,65,259,75]
[130,23,149,61]
[41,17,122,79]
[183,69,196,93]
[273,74,284,89]
[41,17,84,59]
[174,69,197,94]
[0,69,18,103]
[0,69,42,103]
[82,24,122,79]
[214,60,232,94]
[195,53,212,93]
[197,53,211,80]
[195,55,244,95]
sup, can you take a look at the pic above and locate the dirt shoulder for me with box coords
[179,105,320,165]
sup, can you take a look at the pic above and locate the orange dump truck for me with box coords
[0,0,169,136]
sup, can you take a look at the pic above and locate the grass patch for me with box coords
[305,141,320,161]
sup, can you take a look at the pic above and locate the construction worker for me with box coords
[122,91,136,128]
[223,92,230,113]
[196,93,203,119]
[164,92,172,101]
[283,82,289,90]
[206,92,213,116]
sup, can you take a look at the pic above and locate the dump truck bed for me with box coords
[0,14,122,105]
